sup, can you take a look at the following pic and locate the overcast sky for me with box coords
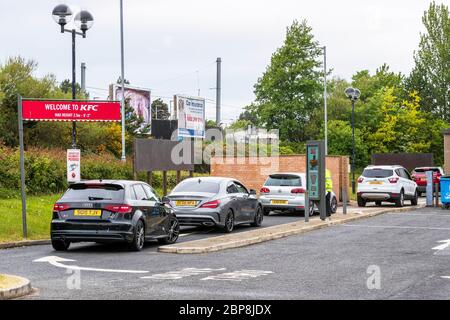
[0,0,434,123]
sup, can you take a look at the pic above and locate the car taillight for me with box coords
[291,188,305,194]
[260,187,270,194]
[200,200,220,209]
[53,203,70,211]
[389,177,399,184]
[357,177,364,183]
[105,204,133,214]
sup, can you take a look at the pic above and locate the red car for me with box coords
[411,167,444,196]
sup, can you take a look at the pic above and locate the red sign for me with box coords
[21,100,121,122]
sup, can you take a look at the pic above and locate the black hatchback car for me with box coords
[51,180,179,251]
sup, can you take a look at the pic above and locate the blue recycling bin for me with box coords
[440,175,450,209]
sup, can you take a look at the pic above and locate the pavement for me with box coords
[0,274,32,299]
[3,198,450,299]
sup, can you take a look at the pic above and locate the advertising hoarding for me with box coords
[22,100,121,122]
[176,95,205,139]
[111,84,151,127]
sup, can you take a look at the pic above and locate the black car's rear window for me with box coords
[172,180,220,193]
[60,184,124,201]
[265,175,302,187]
[414,168,440,173]
[362,169,393,178]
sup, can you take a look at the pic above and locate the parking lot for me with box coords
[4,197,450,299]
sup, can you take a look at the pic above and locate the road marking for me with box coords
[432,239,450,251]
[33,256,149,274]
[141,268,226,280]
[341,224,450,231]
[201,270,274,282]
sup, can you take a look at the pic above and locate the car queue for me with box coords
[50,164,434,252]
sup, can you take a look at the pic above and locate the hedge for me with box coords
[0,146,190,197]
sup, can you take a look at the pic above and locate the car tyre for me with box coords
[395,190,405,207]
[375,201,382,206]
[357,196,366,207]
[411,190,418,206]
[308,201,315,216]
[129,220,145,251]
[263,208,271,216]
[330,196,338,213]
[222,210,234,233]
[52,239,70,251]
[251,206,263,227]
[158,219,180,245]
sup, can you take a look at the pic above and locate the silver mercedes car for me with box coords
[259,172,337,216]
[166,177,263,233]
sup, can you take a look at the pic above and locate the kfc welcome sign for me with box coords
[22,100,121,122]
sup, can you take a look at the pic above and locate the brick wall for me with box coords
[211,155,349,201]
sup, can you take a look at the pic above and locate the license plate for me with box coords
[175,200,198,207]
[271,200,288,205]
[369,181,383,185]
[74,209,102,217]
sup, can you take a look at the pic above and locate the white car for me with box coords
[357,165,418,207]
[259,172,338,216]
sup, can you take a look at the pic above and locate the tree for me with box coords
[151,98,170,120]
[367,89,430,155]
[228,119,251,130]
[325,120,368,168]
[406,1,450,120]
[251,20,324,142]
[59,79,82,96]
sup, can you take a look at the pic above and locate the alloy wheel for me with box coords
[168,219,180,242]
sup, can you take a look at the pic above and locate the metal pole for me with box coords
[351,99,356,194]
[342,186,347,215]
[71,29,77,149]
[120,0,126,161]
[81,62,86,92]
[18,95,27,238]
[323,46,328,155]
[216,57,221,125]
[304,191,309,223]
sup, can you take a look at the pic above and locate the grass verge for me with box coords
[0,194,60,243]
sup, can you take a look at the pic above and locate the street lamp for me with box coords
[52,4,94,149]
[345,87,361,194]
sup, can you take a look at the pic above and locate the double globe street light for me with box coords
[345,87,361,195]
[52,4,94,149]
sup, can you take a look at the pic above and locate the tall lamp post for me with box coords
[52,4,94,149]
[322,46,328,155]
[345,87,361,194]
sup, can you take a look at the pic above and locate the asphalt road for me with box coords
[2,202,449,299]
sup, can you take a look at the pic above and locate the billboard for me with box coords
[22,100,121,122]
[176,95,205,139]
[111,84,151,127]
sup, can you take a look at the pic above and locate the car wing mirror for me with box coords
[249,189,257,196]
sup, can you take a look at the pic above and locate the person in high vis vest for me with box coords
[326,169,333,216]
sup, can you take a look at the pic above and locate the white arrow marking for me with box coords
[432,239,450,252]
[33,256,149,274]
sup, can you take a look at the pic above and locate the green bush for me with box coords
[0,146,197,198]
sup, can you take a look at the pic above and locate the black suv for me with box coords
[51,180,179,251]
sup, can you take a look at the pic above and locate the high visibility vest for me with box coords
[326,169,333,192]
